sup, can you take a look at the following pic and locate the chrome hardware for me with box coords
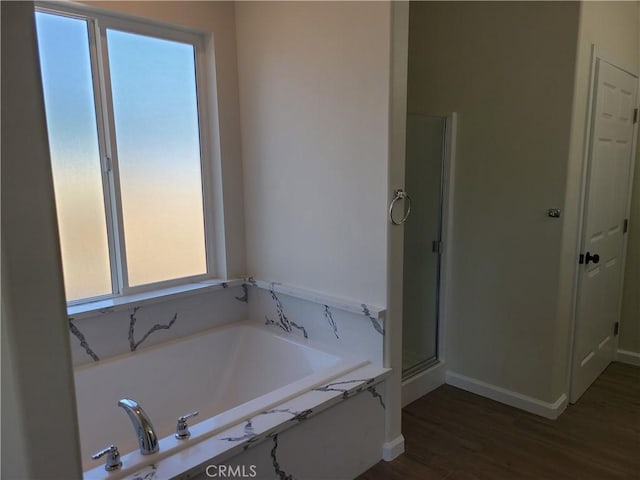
[91,445,122,472]
[118,398,159,455]
[175,411,199,439]
[547,208,561,218]
[389,189,412,225]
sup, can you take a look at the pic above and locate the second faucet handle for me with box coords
[175,411,199,439]
[91,444,122,472]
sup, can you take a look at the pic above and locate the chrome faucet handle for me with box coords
[91,444,122,472]
[175,411,199,439]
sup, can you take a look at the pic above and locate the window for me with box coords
[35,6,215,304]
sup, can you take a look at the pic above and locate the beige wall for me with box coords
[86,1,247,278]
[408,1,580,403]
[619,2,640,355]
[235,2,391,306]
[561,1,640,370]
[1,2,82,477]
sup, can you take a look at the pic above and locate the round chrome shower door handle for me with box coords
[389,188,411,225]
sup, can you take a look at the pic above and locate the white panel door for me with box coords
[571,59,638,403]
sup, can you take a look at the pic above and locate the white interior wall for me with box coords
[385,1,410,457]
[235,1,390,307]
[1,283,30,478]
[1,2,82,477]
[408,1,581,405]
[235,0,404,457]
[619,3,640,357]
[560,1,640,375]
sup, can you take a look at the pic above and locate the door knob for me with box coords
[579,252,600,265]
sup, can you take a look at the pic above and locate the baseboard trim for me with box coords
[401,361,446,407]
[616,349,640,366]
[445,371,568,420]
[381,435,405,461]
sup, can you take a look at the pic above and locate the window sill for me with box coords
[67,278,244,321]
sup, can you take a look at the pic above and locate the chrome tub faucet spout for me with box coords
[118,398,159,455]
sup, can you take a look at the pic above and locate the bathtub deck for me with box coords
[85,363,390,480]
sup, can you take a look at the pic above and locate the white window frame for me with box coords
[35,2,221,308]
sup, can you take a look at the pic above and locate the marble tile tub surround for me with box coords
[107,364,389,480]
[68,276,386,368]
[68,283,248,366]
[245,278,386,366]
[208,381,385,480]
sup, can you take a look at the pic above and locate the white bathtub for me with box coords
[74,321,365,478]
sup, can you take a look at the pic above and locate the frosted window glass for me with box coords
[35,12,112,302]
[107,30,207,286]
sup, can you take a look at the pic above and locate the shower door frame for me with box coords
[400,112,457,406]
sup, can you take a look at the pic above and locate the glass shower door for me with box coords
[402,114,446,378]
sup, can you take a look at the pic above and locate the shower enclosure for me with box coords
[402,114,447,379]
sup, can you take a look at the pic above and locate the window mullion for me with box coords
[91,20,130,295]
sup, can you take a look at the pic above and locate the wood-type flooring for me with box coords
[359,362,639,480]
